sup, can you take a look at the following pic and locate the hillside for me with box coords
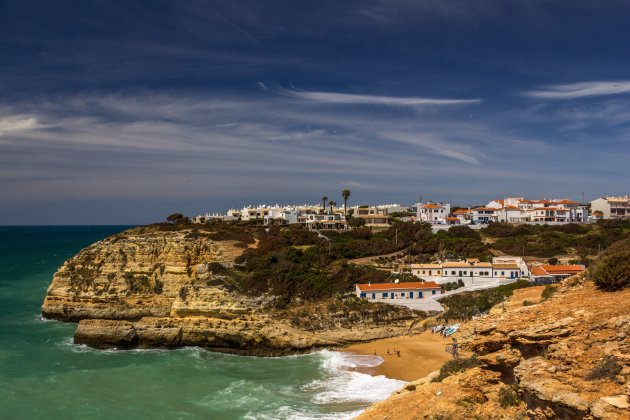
[41,223,424,354]
[358,273,630,419]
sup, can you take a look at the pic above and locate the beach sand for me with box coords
[343,330,466,382]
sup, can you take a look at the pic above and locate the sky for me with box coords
[1,0,630,225]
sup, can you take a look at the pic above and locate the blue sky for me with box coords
[1,1,630,224]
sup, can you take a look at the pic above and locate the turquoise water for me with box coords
[0,226,403,419]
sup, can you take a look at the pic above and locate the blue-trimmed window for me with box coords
[382,292,388,298]
[360,293,366,298]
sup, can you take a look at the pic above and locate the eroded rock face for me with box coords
[359,279,630,419]
[43,226,421,355]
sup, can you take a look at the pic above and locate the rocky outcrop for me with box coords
[43,225,422,354]
[359,277,630,419]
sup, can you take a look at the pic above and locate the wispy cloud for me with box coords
[278,88,481,107]
[0,115,38,135]
[524,81,630,100]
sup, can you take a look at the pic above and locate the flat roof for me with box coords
[492,263,520,269]
[357,281,441,291]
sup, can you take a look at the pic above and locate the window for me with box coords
[371,293,375,299]
[451,271,456,275]
[400,292,405,297]
[501,271,505,275]
[360,293,366,298]
[419,291,423,298]
[409,292,414,298]
[432,290,437,295]
[382,293,388,298]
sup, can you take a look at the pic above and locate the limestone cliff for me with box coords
[358,276,630,419]
[42,225,421,355]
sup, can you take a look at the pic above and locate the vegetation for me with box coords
[590,249,630,291]
[441,279,465,292]
[498,384,521,407]
[342,189,351,217]
[432,355,480,382]
[586,355,622,380]
[484,221,630,259]
[166,213,190,224]
[440,280,532,321]
[541,284,557,300]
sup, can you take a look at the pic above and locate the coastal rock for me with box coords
[43,225,421,355]
[360,279,630,419]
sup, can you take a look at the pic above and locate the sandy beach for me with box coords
[343,330,466,382]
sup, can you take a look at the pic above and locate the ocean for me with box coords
[0,226,404,419]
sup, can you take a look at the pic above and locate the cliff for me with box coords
[358,276,630,419]
[42,225,421,355]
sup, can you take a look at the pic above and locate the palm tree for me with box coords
[329,200,337,214]
[321,195,328,214]
[342,189,351,217]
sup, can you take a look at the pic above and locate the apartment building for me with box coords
[590,196,630,219]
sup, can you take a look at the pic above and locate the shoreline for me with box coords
[342,330,464,382]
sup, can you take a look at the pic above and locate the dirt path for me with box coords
[347,251,404,266]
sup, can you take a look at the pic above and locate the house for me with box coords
[304,213,347,230]
[417,202,451,224]
[408,257,528,286]
[352,205,391,227]
[452,208,472,223]
[355,281,443,301]
[473,197,589,224]
[529,264,585,284]
[591,196,630,220]
[264,207,299,225]
[472,207,499,224]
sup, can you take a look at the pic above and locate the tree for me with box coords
[329,200,337,214]
[321,195,328,214]
[591,250,630,291]
[349,217,365,228]
[342,189,351,217]
[166,213,190,224]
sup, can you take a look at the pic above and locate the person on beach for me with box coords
[451,338,459,358]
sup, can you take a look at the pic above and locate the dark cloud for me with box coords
[1,1,629,224]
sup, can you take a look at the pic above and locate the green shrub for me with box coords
[433,355,480,382]
[590,250,630,291]
[586,355,622,380]
[541,284,557,300]
[498,384,521,407]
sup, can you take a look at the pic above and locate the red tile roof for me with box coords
[357,281,440,291]
[530,266,550,276]
[541,265,585,274]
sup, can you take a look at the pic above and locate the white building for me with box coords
[409,257,528,287]
[352,206,391,227]
[417,202,451,224]
[304,213,347,230]
[472,197,589,224]
[355,281,443,301]
[591,196,630,220]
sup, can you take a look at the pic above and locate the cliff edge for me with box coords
[358,275,629,419]
[42,225,421,355]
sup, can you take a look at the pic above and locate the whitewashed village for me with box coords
[192,194,630,312]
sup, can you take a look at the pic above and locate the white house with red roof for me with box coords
[417,202,451,224]
[529,264,585,284]
[355,281,443,301]
[473,197,588,224]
